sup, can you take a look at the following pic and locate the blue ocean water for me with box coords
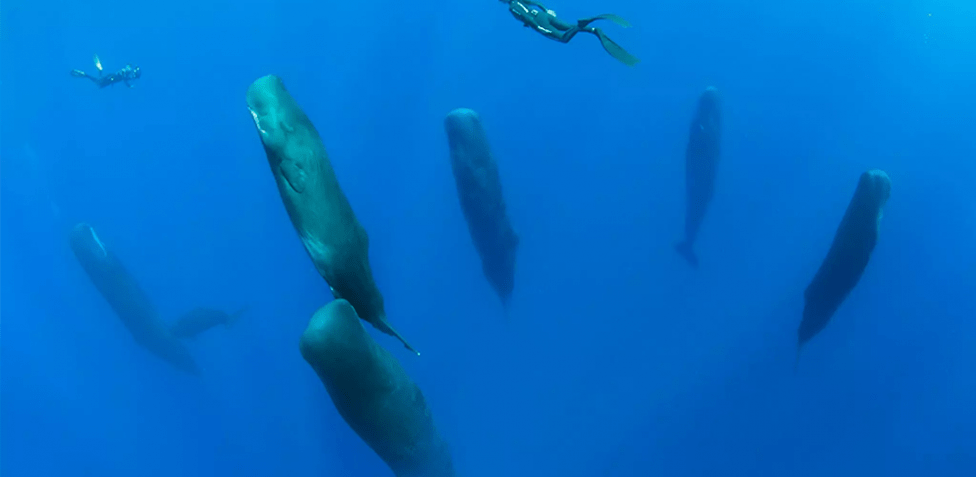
[1,0,974,475]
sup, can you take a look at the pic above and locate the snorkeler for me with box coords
[71,54,141,88]
[500,1,640,66]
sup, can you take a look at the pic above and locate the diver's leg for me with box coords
[542,16,579,43]
[586,27,640,66]
[549,16,575,30]
[556,25,581,43]
[71,70,100,84]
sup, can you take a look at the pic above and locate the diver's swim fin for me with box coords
[93,54,103,72]
[587,13,632,28]
[594,29,640,66]
[70,69,87,78]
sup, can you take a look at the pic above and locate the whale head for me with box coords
[246,75,293,161]
[858,169,892,211]
[70,222,108,259]
[698,86,721,117]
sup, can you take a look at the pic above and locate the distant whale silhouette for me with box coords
[444,108,519,307]
[300,299,455,477]
[797,170,891,363]
[245,75,416,354]
[69,223,200,375]
[675,86,722,268]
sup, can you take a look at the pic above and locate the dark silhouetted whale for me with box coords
[70,223,199,375]
[444,108,519,307]
[798,170,891,363]
[675,86,722,268]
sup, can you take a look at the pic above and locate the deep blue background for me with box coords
[2,0,974,475]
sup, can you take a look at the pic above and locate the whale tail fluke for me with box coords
[500,293,512,322]
[376,317,420,357]
[226,306,249,328]
[793,345,803,374]
[674,241,699,268]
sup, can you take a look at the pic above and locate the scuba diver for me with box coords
[71,54,141,88]
[500,1,640,66]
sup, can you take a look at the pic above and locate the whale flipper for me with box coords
[280,160,307,194]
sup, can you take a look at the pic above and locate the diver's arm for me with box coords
[534,24,556,36]
[511,0,549,12]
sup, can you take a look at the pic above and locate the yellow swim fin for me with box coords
[93,54,103,72]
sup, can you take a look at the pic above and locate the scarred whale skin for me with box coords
[245,75,415,354]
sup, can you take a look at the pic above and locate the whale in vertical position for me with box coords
[245,75,416,354]
[675,86,722,268]
[300,299,455,477]
[798,170,891,359]
[69,223,200,375]
[444,108,519,306]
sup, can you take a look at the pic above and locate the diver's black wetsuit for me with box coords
[71,55,141,88]
[503,0,639,65]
